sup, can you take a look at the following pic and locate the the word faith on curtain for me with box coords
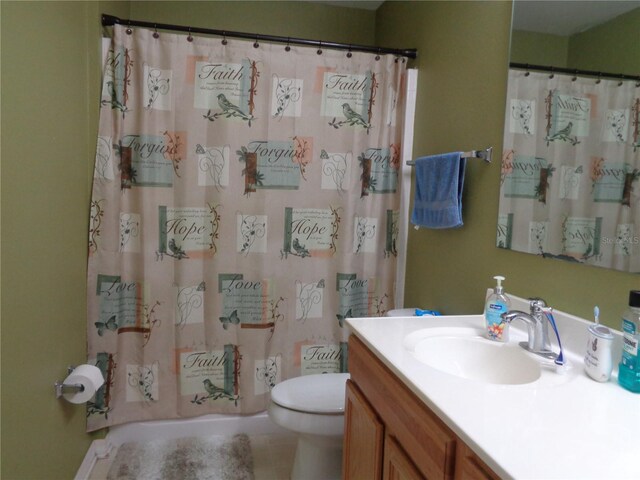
[499,69,640,273]
[87,24,407,431]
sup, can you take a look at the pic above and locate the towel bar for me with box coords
[406,147,492,165]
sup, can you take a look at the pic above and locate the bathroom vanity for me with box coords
[343,295,640,480]
[344,334,498,479]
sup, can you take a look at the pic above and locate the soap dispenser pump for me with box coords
[485,275,511,342]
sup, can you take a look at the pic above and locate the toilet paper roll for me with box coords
[62,364,105,404]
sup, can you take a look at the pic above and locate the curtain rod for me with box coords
[510,62,640,83]
[101,14,417,59]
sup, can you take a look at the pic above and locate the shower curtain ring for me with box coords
[187,27,193,43]
[317,41,323,55]
[375,48,381,61]
[572,69,578,81]
[548,67,554,79]
[346,45,352,58]
[285,37,291,52]
[253,35,259,48]
[153,24,159,39]
[222,32,228,45]
[596,73,602,84]
[126,20,132,35]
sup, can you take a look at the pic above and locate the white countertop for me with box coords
[346,295,640,480]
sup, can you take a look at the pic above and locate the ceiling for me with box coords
[512,0,640,36]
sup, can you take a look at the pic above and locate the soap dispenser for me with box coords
[485,275,510,342]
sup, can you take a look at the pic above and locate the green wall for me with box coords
[376,1,638,324]
[569,7,640,75]
[0,1,373,479]
[1,2,127,478]
[129,0,376,44]
[510,30,569,66]
[2,1,637,479]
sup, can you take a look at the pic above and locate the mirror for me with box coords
[497,1,640,273]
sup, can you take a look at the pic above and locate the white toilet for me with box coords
[268,372,350,480]
[386,307,418,316]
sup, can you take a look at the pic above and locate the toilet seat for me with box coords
[271,373,350,414]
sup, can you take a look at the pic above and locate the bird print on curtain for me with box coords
[498,69,640,272]
[86,23,407,431]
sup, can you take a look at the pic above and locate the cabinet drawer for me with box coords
[348,335,457,480]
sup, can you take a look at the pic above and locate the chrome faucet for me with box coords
[501,298,555,359]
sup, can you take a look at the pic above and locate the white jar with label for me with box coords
[584,324,614,382]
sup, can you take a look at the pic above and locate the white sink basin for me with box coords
[403,327,542,385]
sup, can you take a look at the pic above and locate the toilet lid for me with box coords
[271,373,350,414]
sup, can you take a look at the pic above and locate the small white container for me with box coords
[584,324,614,382]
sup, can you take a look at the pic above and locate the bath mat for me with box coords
[106,433,254,480]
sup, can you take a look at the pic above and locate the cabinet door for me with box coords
[383,434,426,480]
[349,335,457,479]
[454,443,501,480]
[343,379,384,480]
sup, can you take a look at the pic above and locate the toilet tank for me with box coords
[385,308,418,317]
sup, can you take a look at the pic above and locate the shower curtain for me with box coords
[87,24,407,431]
[499,69,640,272]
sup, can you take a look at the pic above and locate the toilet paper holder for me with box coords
[54,365,85,399]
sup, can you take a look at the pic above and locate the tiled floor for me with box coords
[88,432,298,480]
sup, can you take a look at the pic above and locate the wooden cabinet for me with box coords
[383,434,424,480]
[343,334,499,480]
[454,444,501,480]
[343,380,384,479]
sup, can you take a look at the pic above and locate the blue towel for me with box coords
[410,152,466,229]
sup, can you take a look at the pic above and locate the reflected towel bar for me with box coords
[406,147,492,165]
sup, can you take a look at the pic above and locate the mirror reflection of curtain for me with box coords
[86,24,407,431]
[498,69,640,272]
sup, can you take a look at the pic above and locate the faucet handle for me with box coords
[528,297,547,312]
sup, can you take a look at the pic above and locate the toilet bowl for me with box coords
[268,373,350,480]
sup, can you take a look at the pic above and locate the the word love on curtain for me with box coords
[499,69,640,273]
[86,23,407,430]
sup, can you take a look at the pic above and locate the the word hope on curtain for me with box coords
[499,69,640,273]
[87,24,407,430]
